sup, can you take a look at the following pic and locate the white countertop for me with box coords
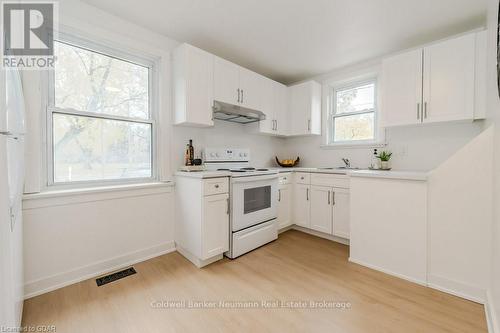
[174,170,231,179]
[175,167,428,181]
[272,167,427,181]
[348,169,428,181]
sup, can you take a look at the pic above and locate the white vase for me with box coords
[380,161,390,170]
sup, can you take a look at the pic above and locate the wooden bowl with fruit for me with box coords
[275,156,300,168]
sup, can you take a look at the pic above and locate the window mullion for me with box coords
[49,107,153,124]
[332,109,375,119]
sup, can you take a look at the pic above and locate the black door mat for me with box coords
[96,267,136,286]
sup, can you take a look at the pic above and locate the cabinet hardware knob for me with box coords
[215,184,219,188]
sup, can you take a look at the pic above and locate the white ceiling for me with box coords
[82,0,487,84]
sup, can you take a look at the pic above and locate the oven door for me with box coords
[231,174,278,232]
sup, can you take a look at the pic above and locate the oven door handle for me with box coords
[231,174,279,183]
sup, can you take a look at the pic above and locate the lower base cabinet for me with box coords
[175,176,230,267]
[332,188,350,239]
[277,183,292,229]
[289,173,350,240]
[203,193,230,258]
[310,185,333,234]
[293,183,311,228]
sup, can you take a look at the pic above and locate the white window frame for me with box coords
[327,78,379,146]
[45,32,159,189]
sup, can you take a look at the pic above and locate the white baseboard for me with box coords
[427,274,485,304]
[24,241,176,299]
[486,290,499,333]
[291,225,350,246]
[348,257,427,286]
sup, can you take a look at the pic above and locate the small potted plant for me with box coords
[376,151,392,170]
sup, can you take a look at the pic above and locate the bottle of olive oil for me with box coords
[188,140,194,166]
[184,144,192,166]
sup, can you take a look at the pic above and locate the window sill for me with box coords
[23,181,175,209]
[320,142,387,150]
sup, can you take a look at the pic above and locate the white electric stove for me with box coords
[204,148,279,258]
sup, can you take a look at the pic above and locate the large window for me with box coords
[48,39,155,185]
[328,79,377,145]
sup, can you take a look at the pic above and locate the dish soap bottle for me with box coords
[370,149,379,170]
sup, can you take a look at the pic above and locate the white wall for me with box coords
[283,57,487,171]
[22,185,175,298]
[427,126,493,302]
[173,120,286,168]
[486,0,500,332]
[284,121,485,170]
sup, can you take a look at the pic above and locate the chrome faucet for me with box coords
[342,158,351,168]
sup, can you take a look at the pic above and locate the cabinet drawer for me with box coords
[295,172,311,184]
[203,178,229,196]
[279,173,293,185]
[311,173,349,189]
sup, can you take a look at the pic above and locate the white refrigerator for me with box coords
[0,67,26,329]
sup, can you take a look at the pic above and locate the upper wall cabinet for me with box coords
[173,44,289,134]
[288,81,322,136]
[381,31,486,127]
[213,56,265,111]
[258,79,288,136]
[172,44,214,127]
[213,56,240,106]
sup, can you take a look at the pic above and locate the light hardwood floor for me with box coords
[22,230,487,333]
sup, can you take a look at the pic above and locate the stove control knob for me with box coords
[239,153,244,157]
[215,153,219,157]
[210,152,216,157]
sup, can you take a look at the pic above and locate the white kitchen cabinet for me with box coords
[293,183,310,228]
[258,77,275,134]
[175,175,230,267]
[277,183,292,229]
[239,67,263,111]
[274,82,288,135]
[332,188,350,239]
[213,56,240,105]
[422,33,475,124]
[172,44,214,127]
[310,185,333,234]
[213,56,266,111]
[203,193,230,259]
[288,81,321,136]
[381,49,423,127]
[382,31,483,127]
[258,80,288,136]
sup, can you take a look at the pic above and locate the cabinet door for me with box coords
[202,193,229,259]
[258,77,275,134]
[186,45,213,126]
[289,83,309,135]
[422,33,475,123]
[293,184,310,228]
[274,82,288,135]
[332,188,350,239]
[213,56,240,105]
[310,185,333,234]
[239,68,263,111]
[277,184,292,229]
[289,81,321,136]
[381,49,423,127]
